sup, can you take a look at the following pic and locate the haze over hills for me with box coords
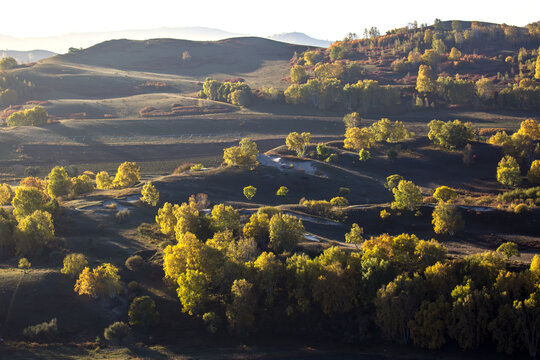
[0,27,330,54]
[0,50,57,64]
[268,32,332,47]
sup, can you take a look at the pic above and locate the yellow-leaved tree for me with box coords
[74,263,122,298]
[113,162,140,188]
[61,253,88,277]
[140,182,159,206]
[223,138,259,166]
[95,171,114,189]
[0,183,14,205]
[344,127,374,151]
[285,132,311,157]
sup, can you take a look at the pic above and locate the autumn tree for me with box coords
[433,186,457,203]
[243,186,256,200]
[343,112,361,129]
[536,47,540,79]
[113,162,140,188]
[345,223,363,249]
[155,202,178,236]
[47,166,71,198]
[11,187,48,219]
[409,297,450,349]
[96,171,114,189]
[375,273,426,344]
[447,281,491,350]
[226,279,256,336]
[528,160,540,185]
[174,201,200,237]
[15,210,54,257]
[476,78,495,101]
[385,174,404,190]
[496,242,520,260]
[0,183,14,205]
[211,204,240,232]
[177,269,209,315]
[496,156,521,187]
[74,263,122,298]
[432,202,464,236]
[370,118,411,143]
[428,119,475,149]
[71,174,94,196]
[268,213,304,252]
[61,253,88,277]
[223,138,259,166]
[0,57,17,70]
[448,47,462,61]
[290,65,307,83]
[391,180,423,211]
[140,182,159,206]
[416,65,436,94]
[517,119,540,140]
[286,132,311,157]
[344,127,374,151]
[276,186,289,197]
[128,296,159,328]
[359,148,370,161]
[242,212,270,248]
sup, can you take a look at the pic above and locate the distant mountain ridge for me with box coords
[268,32,332,47]
[0,50,57,64]
[0,28,331,54]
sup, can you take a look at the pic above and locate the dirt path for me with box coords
[1,270,24,338]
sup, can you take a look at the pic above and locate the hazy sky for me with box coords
[2,0,539,40]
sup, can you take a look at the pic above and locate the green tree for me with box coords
[268,213,304,252]
[47,166,71,198]
[290,65,307,83]
[176,269,209,315]
[61,253,88,277]
[286,132,311,157]
[391,180,423,211]
[113,162,140,188]
[432,202,464,236]
[140,182,159,206]
[243,186,257,200]
[496,156,521,187]
[128,296,159,328]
